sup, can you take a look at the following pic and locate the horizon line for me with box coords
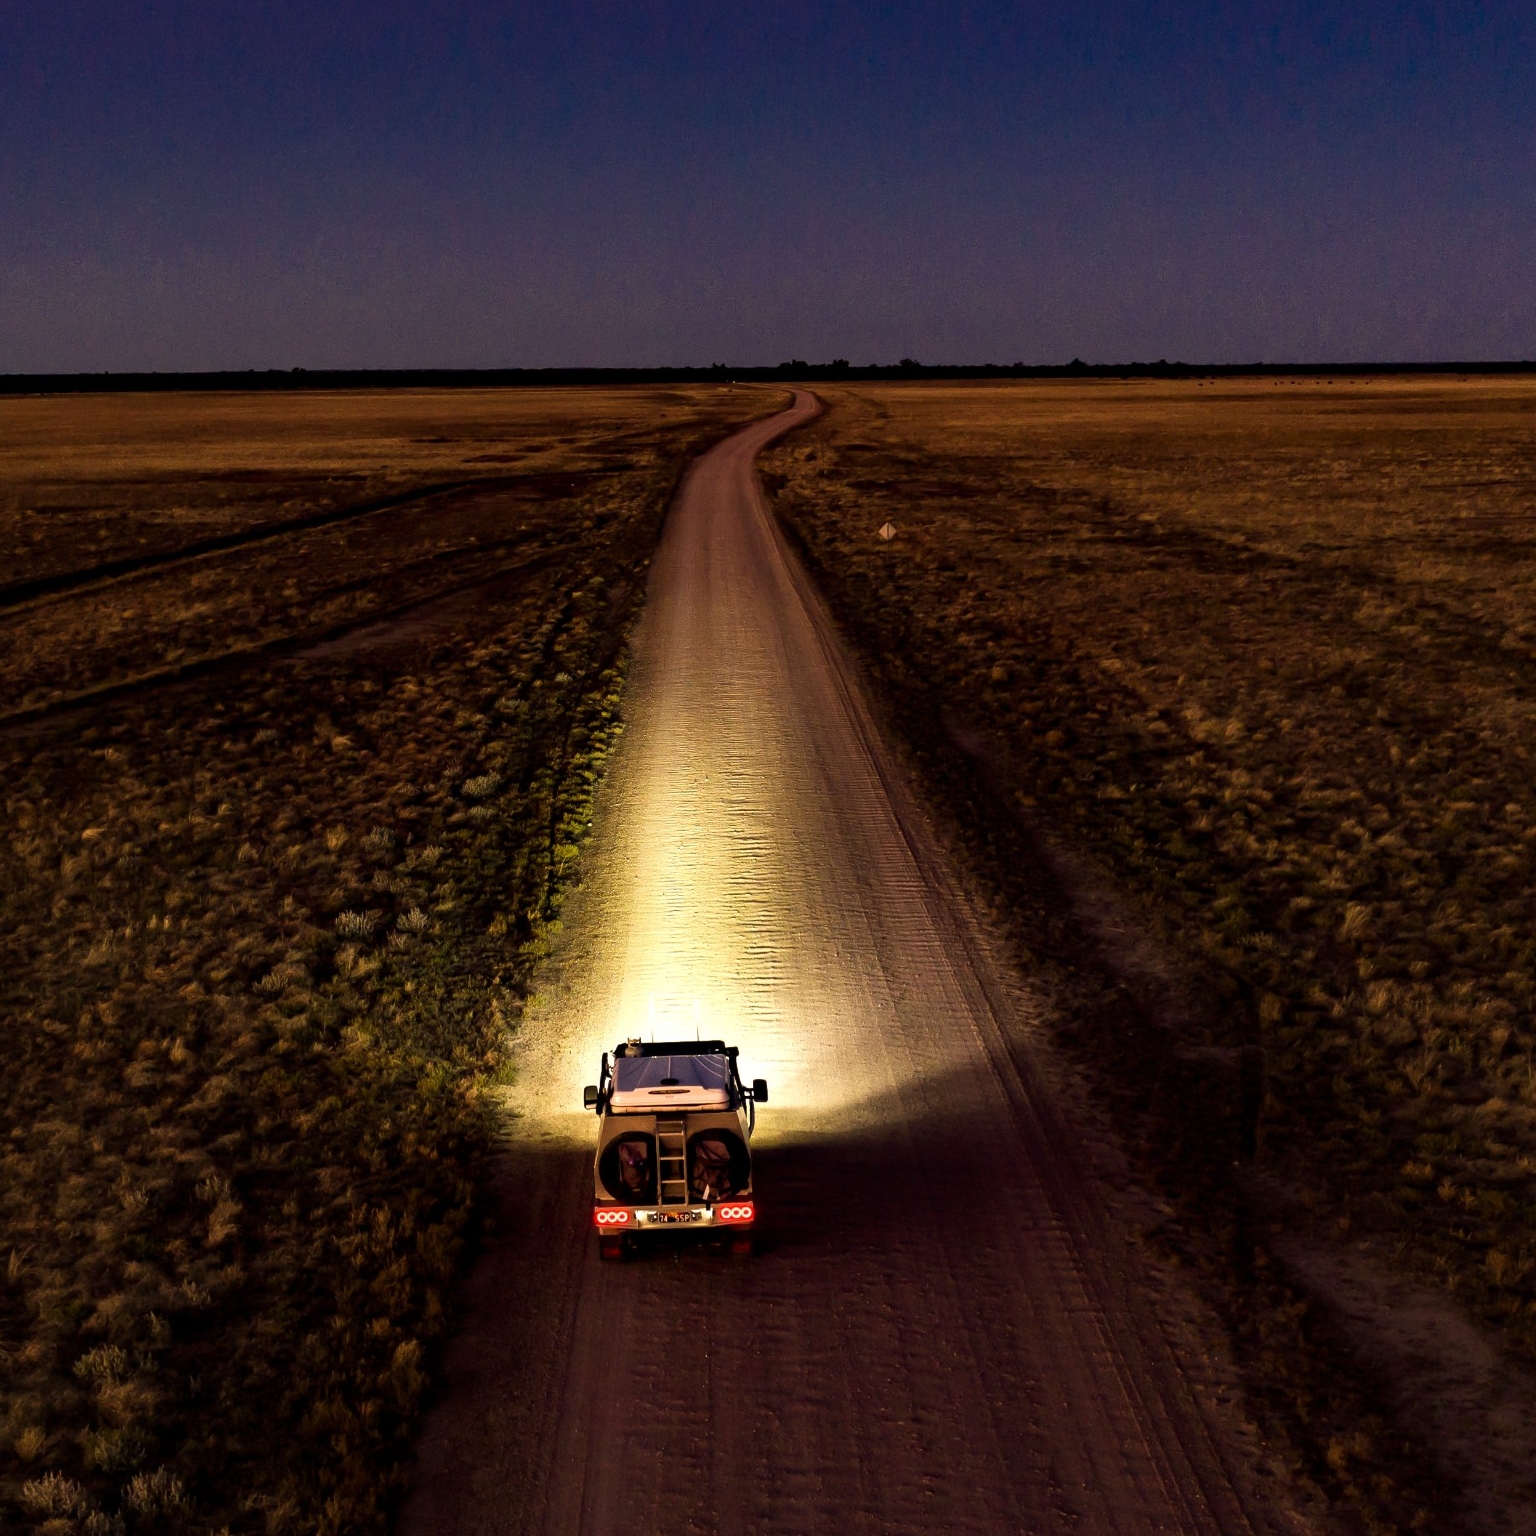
[4,358,1535,395]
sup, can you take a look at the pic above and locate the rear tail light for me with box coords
[716,1202,754,1224]
[593,1206,632,1228]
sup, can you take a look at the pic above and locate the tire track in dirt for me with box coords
[0,542,583,735]
[402,395,1312,1536]
[0,472,592,611]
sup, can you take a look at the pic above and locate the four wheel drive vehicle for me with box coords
[585,1039,767,1259]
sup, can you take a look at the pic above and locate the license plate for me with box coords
[649,1210,701,1224]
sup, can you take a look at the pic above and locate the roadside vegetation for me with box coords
[763,378,1536,1532]
[0,386,774,1533]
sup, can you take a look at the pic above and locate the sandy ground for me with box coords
[400,395,1308,1535]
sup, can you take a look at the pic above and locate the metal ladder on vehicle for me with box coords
[656,1119,688,1206]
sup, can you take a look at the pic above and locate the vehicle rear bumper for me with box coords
[593,1199,754,1235]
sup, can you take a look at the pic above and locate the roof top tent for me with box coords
[609,1049,733,1111]
[585,1040,768,1259]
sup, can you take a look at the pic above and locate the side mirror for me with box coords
[751,1078,768,1104]
[583,1085,599,1110]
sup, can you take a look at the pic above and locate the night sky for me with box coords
[3,2,1533,370]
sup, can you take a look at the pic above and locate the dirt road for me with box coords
[402,394,1304,1535]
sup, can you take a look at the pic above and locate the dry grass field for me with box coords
[0,389,755,718]
[0,385,777,1533]
[763,378,1536,1530]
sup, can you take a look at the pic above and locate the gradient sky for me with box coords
[3,2,1534,369]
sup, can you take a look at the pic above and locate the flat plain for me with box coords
[10,376,1536,1536]
[762,377,1536,1533]
[0,385,775,1534]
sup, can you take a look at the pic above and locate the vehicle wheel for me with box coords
[599,1236,625,1262]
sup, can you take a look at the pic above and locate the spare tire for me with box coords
[598,1132,656,1204]
[688,1128,750,1201]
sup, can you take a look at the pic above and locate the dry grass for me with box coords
[764,377,1536,1529]
[0,387,758,716]
[0,385,779,1533]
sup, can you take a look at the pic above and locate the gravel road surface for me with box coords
[401,394,1306,1535]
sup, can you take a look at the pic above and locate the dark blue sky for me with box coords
[3,2,1533,369]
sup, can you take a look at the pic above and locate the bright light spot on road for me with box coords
[536,641,834,1130]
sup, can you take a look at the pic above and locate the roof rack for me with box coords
[614,1039,734,1059]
